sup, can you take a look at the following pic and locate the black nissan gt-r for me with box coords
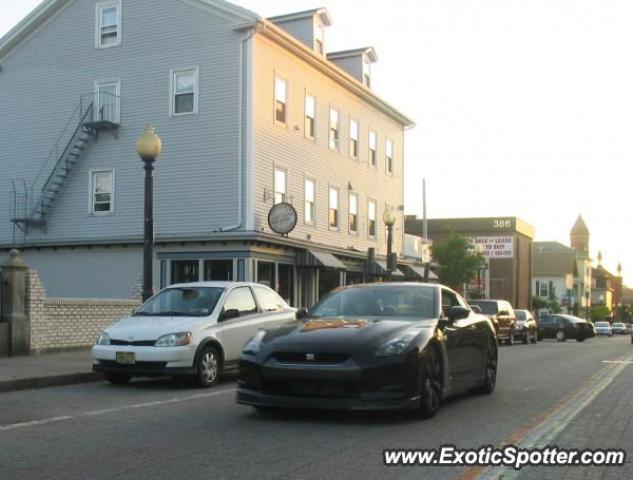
[237,283,497,418]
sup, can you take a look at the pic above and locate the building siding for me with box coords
[251,34,405,256]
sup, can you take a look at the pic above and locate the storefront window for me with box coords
[171,260,199,284]
[257,261,276,289]
[278,264,294,306]
[319,269,341,300]
[204,260,233,281]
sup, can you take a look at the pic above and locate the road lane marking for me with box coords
[601,360,633,365]
[0,387,236,432]
[456,350,633,480]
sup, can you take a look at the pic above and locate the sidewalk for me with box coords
[0,349,101,393]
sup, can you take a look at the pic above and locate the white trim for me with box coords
[348,191,359,235]
[304,92,316,140]
[349,117,359,160]
[273,166,287,204]
[328,184,339,230]
[95,0,122,49]
[329,107,340,151]
[385,136,394,176]
[367,198,377,239]
[273,74,288,126]
[304,176,316,226]
[169,66,199,116]
[88,169,115,215]
[94,78,121,123]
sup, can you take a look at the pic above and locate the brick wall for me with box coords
[27,270,140,352]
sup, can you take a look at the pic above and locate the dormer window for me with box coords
[96,1,121,48]
[315,24,324,55]
[363,58,371,87]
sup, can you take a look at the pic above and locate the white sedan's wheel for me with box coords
[556,330,566,342]
[196,346,220,388]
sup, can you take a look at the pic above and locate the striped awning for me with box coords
[370,259,405,277]
[298,249,347,269]
[404,264,439,281]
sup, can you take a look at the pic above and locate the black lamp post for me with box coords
[136,126,162,303]
[383,208,396,278]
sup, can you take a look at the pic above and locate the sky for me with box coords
[1,0,631,283]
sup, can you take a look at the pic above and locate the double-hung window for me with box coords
[369,130,377,168]
[329,108,340,150]
[329,187,339,228]
[96,1,121,48]
[349,192,358,234]
[305,95,316,139]
[275,77,288,124]
[349,119,359,158]
[304,178,315,224]
[274,168,287,204]
[91,170,114,214]
[171,68,198,115]
[386,138,394,175]
[368,200,377,238]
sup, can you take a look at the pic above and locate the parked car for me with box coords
[594,321,613,337]
[514,309,538,344]
[468,299,517,345]
[538,314,595,342]
[92,282,297,386]
[237,283,498,419]
[612,322,628,335]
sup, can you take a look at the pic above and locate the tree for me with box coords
[590,305,611,322]
[432,231,483,292]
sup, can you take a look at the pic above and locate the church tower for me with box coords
[570,215,590,255]
[570,215,592,312]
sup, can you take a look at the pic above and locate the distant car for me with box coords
[468,299,517,345]
[594,321,613,337]
[92,282,297,387]
[238,283,498,418]
[612,323,627,335]
[514,309,538,344]
[538,314,595,342]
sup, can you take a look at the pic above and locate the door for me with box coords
[440,289,476,390]
[95,81,119,123]
[216,287,261,362]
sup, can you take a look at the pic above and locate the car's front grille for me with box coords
[110,339,156,346]
[98,360,167,370]
[263,379,360,398]
[273,352,349,364]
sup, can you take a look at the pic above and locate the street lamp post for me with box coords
[136,126,162,303]
[383,208,396,278]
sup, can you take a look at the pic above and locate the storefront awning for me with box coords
[299,249,347,269]
[370,259,405,277]
[404,264,439,281]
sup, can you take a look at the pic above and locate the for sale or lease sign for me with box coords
[469,236,514,258]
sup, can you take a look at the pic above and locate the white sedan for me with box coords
[92,282,297,387]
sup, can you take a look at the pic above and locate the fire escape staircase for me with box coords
[10,93,119,240]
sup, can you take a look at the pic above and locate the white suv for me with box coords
[92,282,296,387]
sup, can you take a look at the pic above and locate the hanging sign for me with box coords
[268,203,297,235]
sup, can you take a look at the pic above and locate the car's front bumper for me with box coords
[237,355,421,411]
[91,345,197,377]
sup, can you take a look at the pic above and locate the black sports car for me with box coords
[237,283,498,418]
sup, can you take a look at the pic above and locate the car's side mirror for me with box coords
[219,308,240,322]
[448,306,471,322]
[296,308,309,320]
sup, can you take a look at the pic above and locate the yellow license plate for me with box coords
[116,352,135,365]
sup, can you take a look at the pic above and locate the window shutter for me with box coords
[549,281,554,300]
[536,281,540,297]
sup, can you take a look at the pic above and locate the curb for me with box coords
[0,372,103,393]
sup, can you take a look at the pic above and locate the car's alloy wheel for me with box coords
[556,330,566,342]
[104,373,131,385]
[474,337,497,395]
[506,329,514,346]
[196,346,220,388]
[530,332,537,344]
[418,348,442,419]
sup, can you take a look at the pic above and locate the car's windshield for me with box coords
[516,310,527,320]
[613,323,624,327]
[310,285,437,319]
[595,321,610,327]
[135,287,224,317]
[468,301,498,315]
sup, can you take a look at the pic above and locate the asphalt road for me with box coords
[0,336,632,480]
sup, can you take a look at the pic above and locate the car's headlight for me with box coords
[375,330,419,357]
[155,332,192,347]
[243,330,266,355]
[96,332,111,346]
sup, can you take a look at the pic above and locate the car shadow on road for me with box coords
[97,372,239,391]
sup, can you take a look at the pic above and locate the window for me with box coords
[171,68,198,115]
[96,1,120,48]
[368,200,377,238]
[369,130,377,167]
[257,261,276,288]
[274,168,287,204]
[329,187,339,228]
[329,108,340,150]
[95,80,119,123]
[204,260,233,281]
[315,24,324,54]
[349,119,359,158]
[305,95,316,139]
[349,193,358,234]
[363,59,371,87]
[171,260,199,284]
[274,77,288,124]
[304,178,315,224]
[91,170,113,214]
[223,287,257,315]
[539,282,549,297]
[254,286,286,312]
[386,138,394,174]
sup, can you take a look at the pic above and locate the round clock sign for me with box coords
[268,203,298,235]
